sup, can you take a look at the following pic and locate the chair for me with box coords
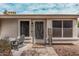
[10,35,25,50]
[18,35,25,45]
[11,40,18,50]
[15,35,25,48]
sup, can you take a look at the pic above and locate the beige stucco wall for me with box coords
[73,20,78,38]
[0,18,78,40]
[0,20,1,37]
[0,18,18,38]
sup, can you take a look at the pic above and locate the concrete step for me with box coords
[24,39,32,43]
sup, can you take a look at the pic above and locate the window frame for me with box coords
[20,21,30,37]
[52,20,62,37]
[18,19,31,38]
[63,20,73,37]
[52,20,73,38]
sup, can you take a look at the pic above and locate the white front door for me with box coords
[33,20,45,44]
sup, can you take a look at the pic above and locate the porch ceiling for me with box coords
[0,14,79,19]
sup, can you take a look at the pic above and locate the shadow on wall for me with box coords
[78,28,79,37]
[77,21,79,37]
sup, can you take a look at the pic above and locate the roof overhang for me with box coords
[0,14,79,19]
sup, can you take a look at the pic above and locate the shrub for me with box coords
[0,39,12,56]
[77,21,79,28]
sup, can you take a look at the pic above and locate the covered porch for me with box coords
[0,15,78,44]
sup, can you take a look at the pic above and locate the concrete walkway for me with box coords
[12,43,33,56]
[12,43,58,56]
[22,44,58,56]
[46,46,58,56]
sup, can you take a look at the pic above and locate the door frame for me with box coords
[18,19,31,39]
[33,20,45,44]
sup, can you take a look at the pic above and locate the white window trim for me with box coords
[62,20,63,37]
[18,19,32,39]
[51,19,73,38]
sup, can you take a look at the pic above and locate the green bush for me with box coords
[77,21,79,28]
[0,40,11,49]
[0,39,12,56]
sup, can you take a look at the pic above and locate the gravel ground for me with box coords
[53,45,79,56]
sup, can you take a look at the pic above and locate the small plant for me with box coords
[77,21,79,28]
[0,39,12,56]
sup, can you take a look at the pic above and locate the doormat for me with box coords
[32,44,45,48]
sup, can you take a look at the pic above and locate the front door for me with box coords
[33,20,45,44]
[20,21,30,37]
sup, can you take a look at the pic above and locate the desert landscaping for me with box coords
[14,43,79,56]
[53,44,79,56]
[1,40,79,56]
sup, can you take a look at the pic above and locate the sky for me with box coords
[0,3,79,14]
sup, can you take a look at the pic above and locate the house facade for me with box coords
[0,14,79,44]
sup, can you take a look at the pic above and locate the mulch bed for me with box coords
[53,44,79,56]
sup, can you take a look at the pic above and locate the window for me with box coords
[20,21,29,36]
[63,21,73,37]
[52,20,73,37]
[63,21,72,28]
[52,21,62,37]
[53,21,62,28]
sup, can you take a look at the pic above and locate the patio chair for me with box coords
[11,35,25,50]
[11,40,19,50]
[18,35,25,45]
